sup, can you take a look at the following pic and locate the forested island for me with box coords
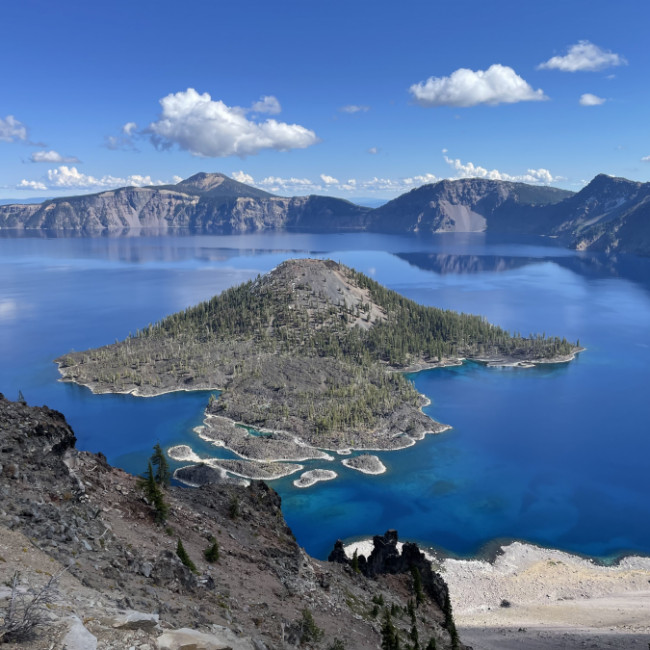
[56,259,581,468]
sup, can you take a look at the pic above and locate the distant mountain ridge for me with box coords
[1,171,649,255]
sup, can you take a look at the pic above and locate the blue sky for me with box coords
[1,0,649,199]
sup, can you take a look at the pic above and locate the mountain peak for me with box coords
[175,172,273,199]
[175,172,229,192]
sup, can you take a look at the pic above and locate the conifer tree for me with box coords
[381,609,400,650]
[411,566,425,606]
[151,443,170,486]
[176,539,197,573]
[138,462,168,523]
[443,594,459,650]
[351,548,360,573]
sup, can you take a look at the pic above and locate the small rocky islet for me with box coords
[56,258,581,483]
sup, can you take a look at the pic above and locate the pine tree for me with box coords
[407,598,416,623]
[139,462,158,501]
[352,548,360,573]
[443,595,459,650]
[151,482,169,523]
[381,609,400,650]
[138,462,168,523]
[425,638,437,650]
[409,621,420,650]
[151,443,170,486]
[176,539,197,573]
[411,566,425,606]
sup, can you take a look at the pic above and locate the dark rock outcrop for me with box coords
[329,529,450,611]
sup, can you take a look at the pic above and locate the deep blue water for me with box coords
[1,232,649,561]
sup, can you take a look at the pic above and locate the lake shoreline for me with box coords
[57,361,451,462]
[344,537,650,649]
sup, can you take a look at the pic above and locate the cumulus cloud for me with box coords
[46,166,164,189]
[444,155,558,184]
[340,105,370,113]
[320,174,339,185]
[250,96,282,114]
[579,93,606,106]
[258,175,321,193]
[122,122,138,135]
[642,156,650,163]
[18,166,174,191]
[147,88,318,158]
[0,115,28,142]
[410,64,547,107]
[17,179,47,191]
[368,147,379,155]
[538,41,626,72]
[232,170,255,185]
[30,150,80,163]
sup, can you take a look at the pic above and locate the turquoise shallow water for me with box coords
[1,232,649,560]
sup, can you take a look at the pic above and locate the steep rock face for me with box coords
[368,179,572,234]
[0,187,200,232]
[547,175,650,254]
[0,173,370,234]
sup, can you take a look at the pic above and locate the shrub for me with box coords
[298,608,324,644]
[203,538,219,563]
[228,496,240,520]
[0,570,62,643]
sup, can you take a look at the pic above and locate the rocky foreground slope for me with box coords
[0,394,466,649]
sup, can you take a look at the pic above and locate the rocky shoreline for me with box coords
[293,469,338,488]
[341,454,387,475]
[344,538,650,650]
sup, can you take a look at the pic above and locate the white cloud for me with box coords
[232,170,255,185]
[47,166,165,189]
[538,41,626,72]
[17,179,47,191]
[30,150,80,163]
[18,166,175,191]
[403,173,438,186]
[0,115,28,142]
[409,64,547,107]
[258,175,321,193]
[122,121,138,135]
[579,93,606,106]
[250,96,282,114]
[368,147,379,155]
[642,156,650,163]
[148,88,318,158]
[172,175,183,183]
[320,174,339,185]
[340,105,370,113]
[444,155,558,184]
[206,170,448,196]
